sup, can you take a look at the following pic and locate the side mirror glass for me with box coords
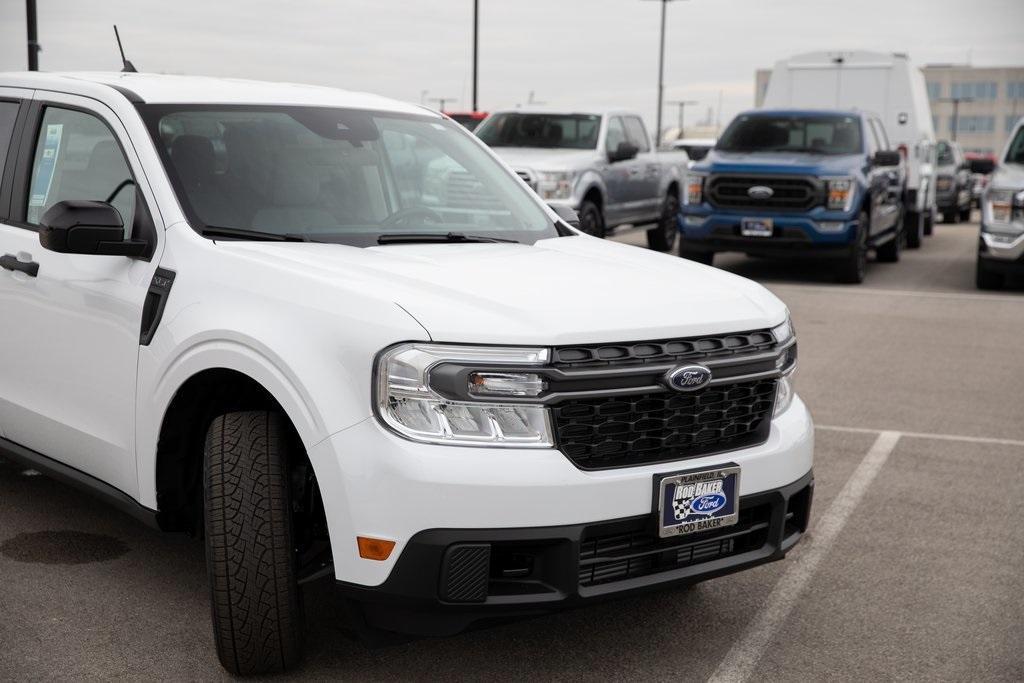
[968,158,996,175]
[872,150,901,167]
[38,200,148,257]
[609,141,639,163]
[548,203,580,229]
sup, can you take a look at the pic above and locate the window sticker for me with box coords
[28,123,64,213]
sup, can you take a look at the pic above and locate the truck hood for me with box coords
[697,150,862,176]
[489,147,599,173]
[990,163,1024,189]
[221,236,786,345]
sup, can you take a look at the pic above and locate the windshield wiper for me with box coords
[201,226,321,243]
[377,232,519,245]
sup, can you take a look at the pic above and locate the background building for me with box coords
[755,64,1024,156]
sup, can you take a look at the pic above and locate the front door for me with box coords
[0,91,163,497]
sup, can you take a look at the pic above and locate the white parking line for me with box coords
[707,431,902,683]
[816,424,1024,448]
[769,283,1022,304]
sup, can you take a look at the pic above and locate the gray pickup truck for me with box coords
[474,109,689,250]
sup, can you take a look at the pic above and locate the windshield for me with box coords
[717,114,863,155]
[475,113,600,149]
[139,105,556,246]
[1006,126,1024,164]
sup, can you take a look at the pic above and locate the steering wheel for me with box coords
[381,206,443,226]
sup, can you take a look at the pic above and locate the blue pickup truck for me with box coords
[679,109,906,283]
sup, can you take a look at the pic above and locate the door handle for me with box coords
[1,253,39,277]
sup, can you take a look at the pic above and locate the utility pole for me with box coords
[940,97,974,142]
[429,97,458,112]
[26,0,40,71]
[472,0,479,111]
[666,99,697,137]
[642,0,687,145]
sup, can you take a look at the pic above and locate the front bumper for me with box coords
[338,469,813,636]
[978,229,1024,270]
[308,396,814,588]
[679,205,858,257]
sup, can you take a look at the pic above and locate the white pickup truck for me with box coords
[475,108,689,250]
[0,72,812,675]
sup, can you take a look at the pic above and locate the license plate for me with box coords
[740,217,773,237]
[656,465,740,538]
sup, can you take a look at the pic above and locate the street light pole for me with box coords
[429,97,458,112]
[939,96,974,142]
[26,0,40,71]
[642,0,686,146]
[472,0,479,112]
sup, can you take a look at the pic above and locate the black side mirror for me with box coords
[872,150,902,167]
[969,158,996,175]
[548,203,580,229]
[38,200,148,257]
[609,141,639,163]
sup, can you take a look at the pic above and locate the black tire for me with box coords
[923,210,934,236]
[905,210,924,249]
[837,212,868,283]
[976,259,1004,290]
[943,210,957,224]
[679,244,714,265]
[577,199,605,238]
[959,206,972,222]
[205,411,304,675]
[647,191,680,252]
[875,220,901,263]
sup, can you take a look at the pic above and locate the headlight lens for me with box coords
[771,315,797,417]
[536,171,574,200]
[826,177,855,211]
[375,343,554,447]
[984,189,1024,233]
[773,372,796,417]
[685,174,705,205]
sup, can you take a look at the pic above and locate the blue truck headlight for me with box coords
[685,174,706,205]
[825,177,855,212]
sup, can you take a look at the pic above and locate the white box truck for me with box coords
[762,51,938,241]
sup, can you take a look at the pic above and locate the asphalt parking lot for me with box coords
[1,219,1022,681]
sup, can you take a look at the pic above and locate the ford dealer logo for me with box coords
[665,364,712,392]
[747,185,774,199]
[690,492,727,516]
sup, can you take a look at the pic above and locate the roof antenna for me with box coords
[113,25,137,73]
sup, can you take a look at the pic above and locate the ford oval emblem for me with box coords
[748,185,774,199]
[665,364,712,392]
[690,492,727,515]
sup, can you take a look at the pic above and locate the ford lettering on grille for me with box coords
[665,364,712,392]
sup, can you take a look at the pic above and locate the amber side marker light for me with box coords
[357,536,396,561]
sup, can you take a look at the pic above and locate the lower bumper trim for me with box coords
[336,470,814,636]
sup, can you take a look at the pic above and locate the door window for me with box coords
[605,117,628,154]
[26,107,135,236]
[623,117,651,153]
[0,100,20,181]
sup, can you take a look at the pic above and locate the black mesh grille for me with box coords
[440,544,491,603]
[578,503,772,587]
[551,330,774,369]
[553,378,775,470]
[707,175,820,211]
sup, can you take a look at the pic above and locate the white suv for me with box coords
[0,73,813,675]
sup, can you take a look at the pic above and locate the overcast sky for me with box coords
[2,0,1022,132]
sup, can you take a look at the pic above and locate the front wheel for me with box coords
[577,199,606,238]
[943,209,958,224]
[646,192,680,252]
[905,210,924,249]
[976,259,1005,290]
[837,212,868,283]
[205,411,304,675]
[959,206,972,222]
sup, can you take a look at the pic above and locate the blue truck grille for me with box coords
[707,175,820,211]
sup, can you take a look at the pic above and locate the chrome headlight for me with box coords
[984,188,1024,234]
[685,173,706,205]
[825,177,856,212]
[536,171,574,200]
[771,316,797,417]
[375,343,554,447]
